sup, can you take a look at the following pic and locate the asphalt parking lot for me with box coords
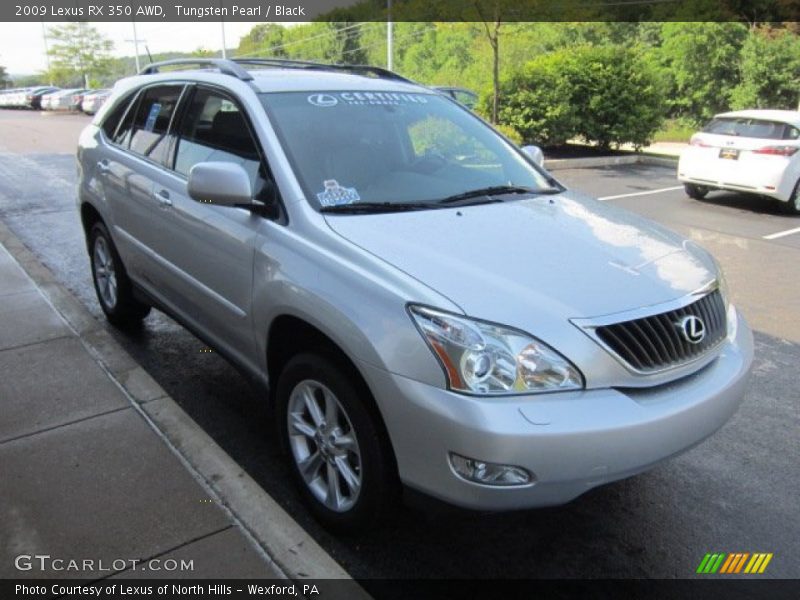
[1,110,798,580]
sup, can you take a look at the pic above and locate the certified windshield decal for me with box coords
[317,180,360,207]
[306,92,429,107]
[307,94,338,107]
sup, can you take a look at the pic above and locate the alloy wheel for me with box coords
[93,236,118,309]
[287,379,362,512]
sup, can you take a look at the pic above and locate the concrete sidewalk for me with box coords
[0,241,282,580]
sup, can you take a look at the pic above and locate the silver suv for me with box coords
[77,58,753,531]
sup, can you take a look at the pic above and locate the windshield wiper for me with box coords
[320,201,439,214]
[437,185,561,205]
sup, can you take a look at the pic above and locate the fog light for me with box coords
[449,453,533,486]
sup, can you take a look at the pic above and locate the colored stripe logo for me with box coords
[696,552,773,574]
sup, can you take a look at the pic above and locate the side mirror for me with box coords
[187,162,253,207]
[521,145,545,167]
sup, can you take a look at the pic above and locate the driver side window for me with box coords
[174,88,264,189]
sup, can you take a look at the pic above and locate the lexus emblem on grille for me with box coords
[677,315,706,344]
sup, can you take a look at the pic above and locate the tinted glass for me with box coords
[703,117,799,140]
[101,92,135,139]
[453,90,478,109]
[128,85,184,164]
[174,88,262,186]
[260,91,551,207]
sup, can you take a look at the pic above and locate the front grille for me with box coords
[595,290,727,373]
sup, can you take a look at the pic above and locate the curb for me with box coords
[545,153,678,171]
[0,219,364,591]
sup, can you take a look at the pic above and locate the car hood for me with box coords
[324,192,716,325]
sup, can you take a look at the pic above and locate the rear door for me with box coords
[99,84,186,282]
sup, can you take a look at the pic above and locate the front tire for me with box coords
[89,222,150,327]
[684,183,709,200]
[276,353,398,532]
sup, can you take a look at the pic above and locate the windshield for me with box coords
[260,91,554,209]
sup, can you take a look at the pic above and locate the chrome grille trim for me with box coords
[572,283,728,375]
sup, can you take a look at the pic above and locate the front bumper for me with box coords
[360,311,753,511]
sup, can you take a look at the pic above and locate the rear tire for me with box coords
[276,352,398,533]
[684,183,709,200]
[89,222,150,327]
[784,180,800,215]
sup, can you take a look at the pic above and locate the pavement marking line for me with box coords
[763,225,800,240]
[598,185,684,201]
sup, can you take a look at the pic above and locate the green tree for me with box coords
[321,22,368,64]
[469,0,521,124]
[0,64,10,88]
[658,22,748,123]
[398,24,475,84]
[730,27,800,109]
[236,23,287,57]
[237,22,370,64]
[46,23,113,87]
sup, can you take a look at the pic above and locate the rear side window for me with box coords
[101,92,135,138]
[173,87,262,186]
[128,85,184,164]
[703,117,799,140]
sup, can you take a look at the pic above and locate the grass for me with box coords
[652,119,697,144]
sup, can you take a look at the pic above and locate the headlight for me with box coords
[408,305,583,395]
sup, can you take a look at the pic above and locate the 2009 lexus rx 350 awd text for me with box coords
[77,59,753,531]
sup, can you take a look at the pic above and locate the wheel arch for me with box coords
[80,202,104,249]
[265,314,399,472]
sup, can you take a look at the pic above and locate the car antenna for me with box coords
[145,45,153,64]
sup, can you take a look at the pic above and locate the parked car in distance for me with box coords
[678,109,800,214]
[81,89,111,115]
[27,87,61,110]
[434,86,478,109]
[0,87,35,108]
[69,89,91,111]
[77,58,753,532]
[39,89,63,110]
[42,88,85,111]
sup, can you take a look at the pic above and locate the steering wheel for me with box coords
[411,150,448,174]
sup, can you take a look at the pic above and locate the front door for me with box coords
[147,86,273,365]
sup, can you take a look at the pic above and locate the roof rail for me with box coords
[231,57,414,83]
[138,56,414,85]
[138,59,254,81]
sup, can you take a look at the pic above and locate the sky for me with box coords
[0,21,289,75]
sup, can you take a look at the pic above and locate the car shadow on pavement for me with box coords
[696,191,796,218]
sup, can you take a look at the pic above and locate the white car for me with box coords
[41,88,80,110]
[81,89,110,114]
[678,109,800,214]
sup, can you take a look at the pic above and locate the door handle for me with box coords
[96,160,110,174]
[153,189,173,208]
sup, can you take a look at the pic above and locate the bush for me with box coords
[492,123,524,146]
[494,45,667,149]
[488,55,578,147]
